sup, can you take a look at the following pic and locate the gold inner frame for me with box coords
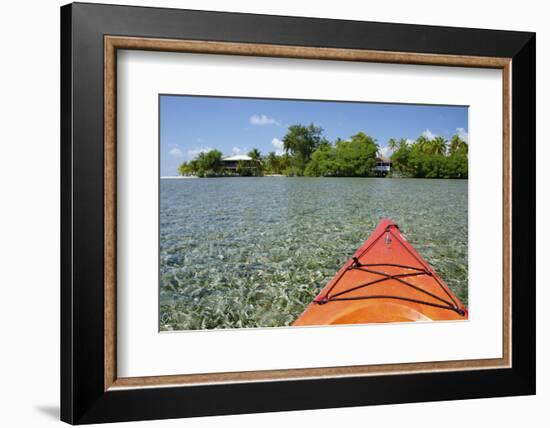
[104,36,512,391]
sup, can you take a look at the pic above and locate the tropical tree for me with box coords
[317,140,332,151]
[431,136,448,156]
[305,132,378,177]
[189,159,199,174]
[415,135,430,153]
[248,148,262,166]
[342,132,379,175]
[248,148,261,163]
[449,134,468,155]
[388,138,399,151]
[177,161,197,176]
[247,148,263,176]
[265,151,281,174]
[390,133,467,178]
[398,138,409,150]
[304,143,336,177]
[178,149,223,177]
[283,123,327,174]
[199,150,223,172]
[278,153,292,174]
[236,160,253,176]
[390,143,412,176]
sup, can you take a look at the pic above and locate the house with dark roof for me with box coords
[373,154,392,177]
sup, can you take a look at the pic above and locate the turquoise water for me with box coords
[160,177,468,331]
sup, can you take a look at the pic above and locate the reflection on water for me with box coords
[160,177,468,331]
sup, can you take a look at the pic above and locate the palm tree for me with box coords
[265,151,279,174]
[282,123,325,172]
[449,134,467,154]
[248,148,263,176]
[388,138,398,151]
[266,150,277,163]
[415,135,430,153]
[432,136,447,156]
[248,148,262,164]
[398,138,409,150]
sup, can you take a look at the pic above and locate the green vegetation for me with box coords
[390,134,468,178]
[264,151,292,175]
[305,132,378,177]
[177,123,468,179]
[178,149,223,178]
[282,123,328,175]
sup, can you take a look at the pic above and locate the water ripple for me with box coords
[160,177,468,331]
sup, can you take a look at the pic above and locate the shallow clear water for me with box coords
[160,177,468,331]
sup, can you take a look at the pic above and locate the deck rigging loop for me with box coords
[314,224,465,316]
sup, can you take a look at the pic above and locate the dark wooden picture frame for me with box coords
[61,2,535,424]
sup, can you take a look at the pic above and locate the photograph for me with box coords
[159,95,469,331]
[53,2,537,424]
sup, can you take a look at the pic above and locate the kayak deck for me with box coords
[293,219,468,326]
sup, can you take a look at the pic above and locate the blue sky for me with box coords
[160,95,468,176]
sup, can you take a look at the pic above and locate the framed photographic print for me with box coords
[60,2,535,424]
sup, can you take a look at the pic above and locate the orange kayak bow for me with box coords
[293,219,468,326]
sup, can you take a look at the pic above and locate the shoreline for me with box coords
[161,175,467,180]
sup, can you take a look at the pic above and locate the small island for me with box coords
[177,123,468,179]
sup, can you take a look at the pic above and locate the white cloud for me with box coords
[379,146,393,158]
[168,147,184,158]
[271,138,284,155]
[271,138,284,149]
[421,129,438,140]
[186,147,213,160]
[456,127,469,142]
[406,138,415,145]
[250,114,281,126]
[231,146,248,156]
